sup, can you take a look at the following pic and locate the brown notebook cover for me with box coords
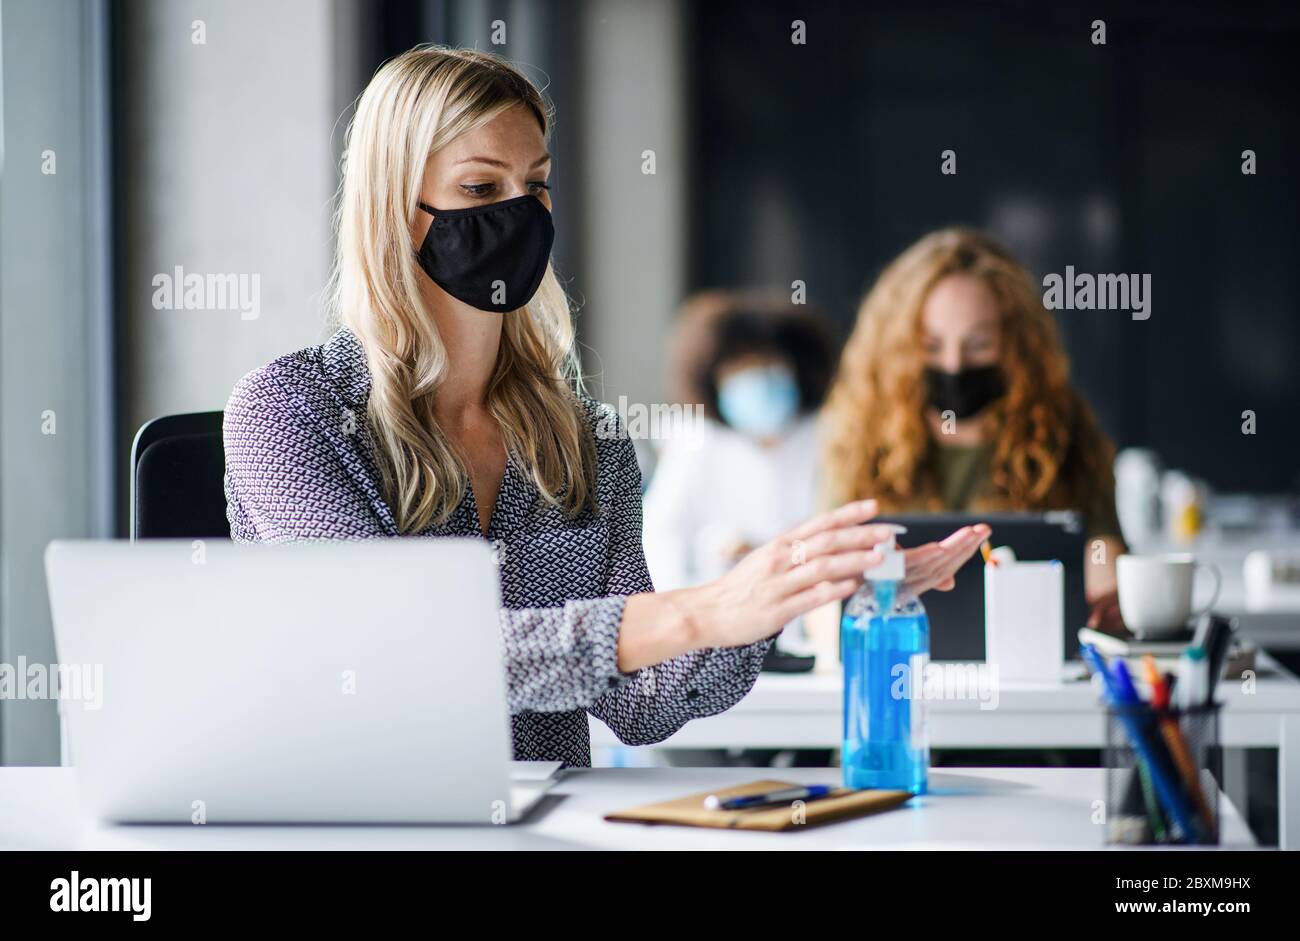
[604,779,913,832]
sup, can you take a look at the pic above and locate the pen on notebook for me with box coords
[704,785,834,811]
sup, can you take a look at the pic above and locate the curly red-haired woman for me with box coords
[822,228,1126,632]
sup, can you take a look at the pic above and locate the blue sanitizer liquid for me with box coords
[842,579,930,794]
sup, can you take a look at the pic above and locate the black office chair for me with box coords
[130,411,231,540]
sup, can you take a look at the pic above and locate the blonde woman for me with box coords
[223,47,988,766]
[823,228,1125,631]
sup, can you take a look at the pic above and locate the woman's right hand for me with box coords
[618,501,989,671]
[681,500,991,650]
[681,500,890,648]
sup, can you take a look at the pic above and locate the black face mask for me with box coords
[924,365,1005,419]
[415,194,554,312]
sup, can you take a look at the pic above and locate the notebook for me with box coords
[1076,628,1257,678]
[604,779,913,832]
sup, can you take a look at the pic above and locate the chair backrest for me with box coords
[130,411,230,540]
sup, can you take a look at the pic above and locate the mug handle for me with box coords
[1191,561,1222,616]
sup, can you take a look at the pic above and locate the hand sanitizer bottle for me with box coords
[841,524,930,794]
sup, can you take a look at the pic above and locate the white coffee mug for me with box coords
[1116,554,1221,640]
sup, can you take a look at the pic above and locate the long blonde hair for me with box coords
[822,227,1115,514]
[328,45,595,533]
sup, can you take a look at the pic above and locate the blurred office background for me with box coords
[2,0,1298,768]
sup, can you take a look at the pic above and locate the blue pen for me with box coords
[1110,659,1144,704]
[704,785,834,811]
[1082,645,1204,843]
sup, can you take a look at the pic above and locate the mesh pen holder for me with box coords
[1104,702,1221,846]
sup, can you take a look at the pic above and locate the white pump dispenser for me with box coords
[868,524,908,581]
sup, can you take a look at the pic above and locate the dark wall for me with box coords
[687,0,1300,493]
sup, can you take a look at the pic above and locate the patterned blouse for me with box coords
[222,326,770,766]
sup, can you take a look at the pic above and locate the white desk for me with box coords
[591,658,1300,749]
[589,656,1300,848]
[0,766,1255,850]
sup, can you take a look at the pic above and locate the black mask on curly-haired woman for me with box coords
[415,194,554,312]
[924,365,1005,419]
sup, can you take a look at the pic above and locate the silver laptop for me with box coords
[45,538,554,824]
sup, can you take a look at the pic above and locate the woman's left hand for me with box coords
[903,524,992,594]
[1087,589,1125,634]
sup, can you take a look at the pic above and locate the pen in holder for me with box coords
[1104,702,1221,846]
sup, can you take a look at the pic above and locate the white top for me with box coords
[643,415,821,590]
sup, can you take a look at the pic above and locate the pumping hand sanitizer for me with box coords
[841,524,930,794]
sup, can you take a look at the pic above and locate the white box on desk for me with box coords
[984,561,1064,683]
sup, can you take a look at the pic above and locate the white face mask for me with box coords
[716,365,800,438]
